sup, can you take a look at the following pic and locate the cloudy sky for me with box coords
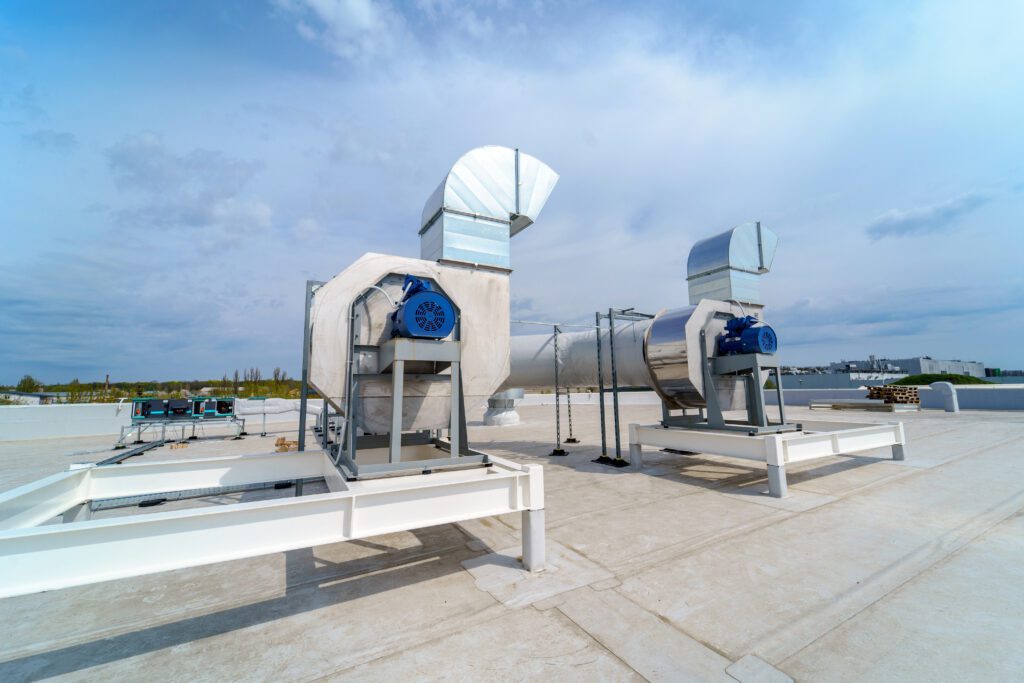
[1,0,1022,383]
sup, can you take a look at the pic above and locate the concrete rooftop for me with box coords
[1,403,1023,681]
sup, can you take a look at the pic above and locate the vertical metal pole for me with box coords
[321,398,328,447]
[298,280,316,452]
[774,368,787,425]
[551,326,566,455]
[458,374,469,456]
[700,331,726,429]
[514,148,521,215]
[346,379,357,466]
[390,360,404,463]
[595,312,607,457]
[608,309,622,460]
[449,360,461,458]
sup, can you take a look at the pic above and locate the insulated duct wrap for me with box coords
[503,300,752,410]
[501,321,654,390]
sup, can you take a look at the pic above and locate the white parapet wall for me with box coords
[521,387,1024,412]
[0,404,132,441]
[766,386,1024,411]
[0,399,313,442]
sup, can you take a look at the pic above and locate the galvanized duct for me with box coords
[420,146,559,270]
[686,221,778,306]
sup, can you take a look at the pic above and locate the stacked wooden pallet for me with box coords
[275,437,299,452]
[868,385,920,404]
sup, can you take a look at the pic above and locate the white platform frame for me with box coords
[0,449,544,598]
[629,420,907,498]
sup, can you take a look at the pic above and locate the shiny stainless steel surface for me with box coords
[643,300,746,410]
[501,300,750,411]
[419,146,559,269]
[644,306,703,408]
[686,221,778,306]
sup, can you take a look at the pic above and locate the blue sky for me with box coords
[0,0,1022,383]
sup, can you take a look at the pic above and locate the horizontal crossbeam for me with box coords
[0,452,544,597]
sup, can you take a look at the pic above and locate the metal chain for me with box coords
[565,386,574,440]
[553,325,561,449]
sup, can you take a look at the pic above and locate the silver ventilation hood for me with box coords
[686,221,778,306]
[419,146,559,269]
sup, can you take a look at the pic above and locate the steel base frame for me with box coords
[115,417,245,448]
[0,449,545,598]
[629,420,907,498]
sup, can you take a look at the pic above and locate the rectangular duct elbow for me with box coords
[686,221,778,306]
[420,146,558,270]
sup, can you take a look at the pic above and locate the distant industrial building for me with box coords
[0,391,67,405]
[828,355,985,379]
[779,354,987,389]
[781,372,906,390]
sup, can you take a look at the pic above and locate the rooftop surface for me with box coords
[1,404,1022,681]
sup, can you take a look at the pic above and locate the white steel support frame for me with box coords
[0,449,545,598]
[629,420,907,498]
[115,417,246,448]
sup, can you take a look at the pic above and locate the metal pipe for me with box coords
[608,308,622,459]
[297,280,322,452]
[595,311,607,457]
[551,326,565,455]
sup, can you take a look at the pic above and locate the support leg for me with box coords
[767,464,788,498]
[449,361,461,458]
[629,442,643,471]
[390,360,404,464]
[522,508,546,572]
[891,422,907,461]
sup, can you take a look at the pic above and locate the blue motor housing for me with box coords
[390,275,457,339]
[718,315,778,355]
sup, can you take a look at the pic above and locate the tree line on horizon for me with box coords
[1,368,306,403]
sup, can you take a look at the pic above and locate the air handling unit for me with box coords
[0,146,555,597]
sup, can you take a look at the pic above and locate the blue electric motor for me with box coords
[390,275,457,339]
[718,315,778,356]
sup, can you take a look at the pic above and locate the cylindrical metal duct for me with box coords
[502,300,751,410]
[501,320,654,390]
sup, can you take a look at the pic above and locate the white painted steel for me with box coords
[629,421,906,497]
[0,469,89,530]
[0,452,543,598]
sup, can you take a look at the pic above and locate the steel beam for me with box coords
[0,453,543,598]
[629,421,906,498]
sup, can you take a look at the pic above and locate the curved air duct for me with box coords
[420,146,559,269]
[500,223,779,411]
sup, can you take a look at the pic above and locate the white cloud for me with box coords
[292,217,326,241]
[865,192,993,240]
[274,0,410,63]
